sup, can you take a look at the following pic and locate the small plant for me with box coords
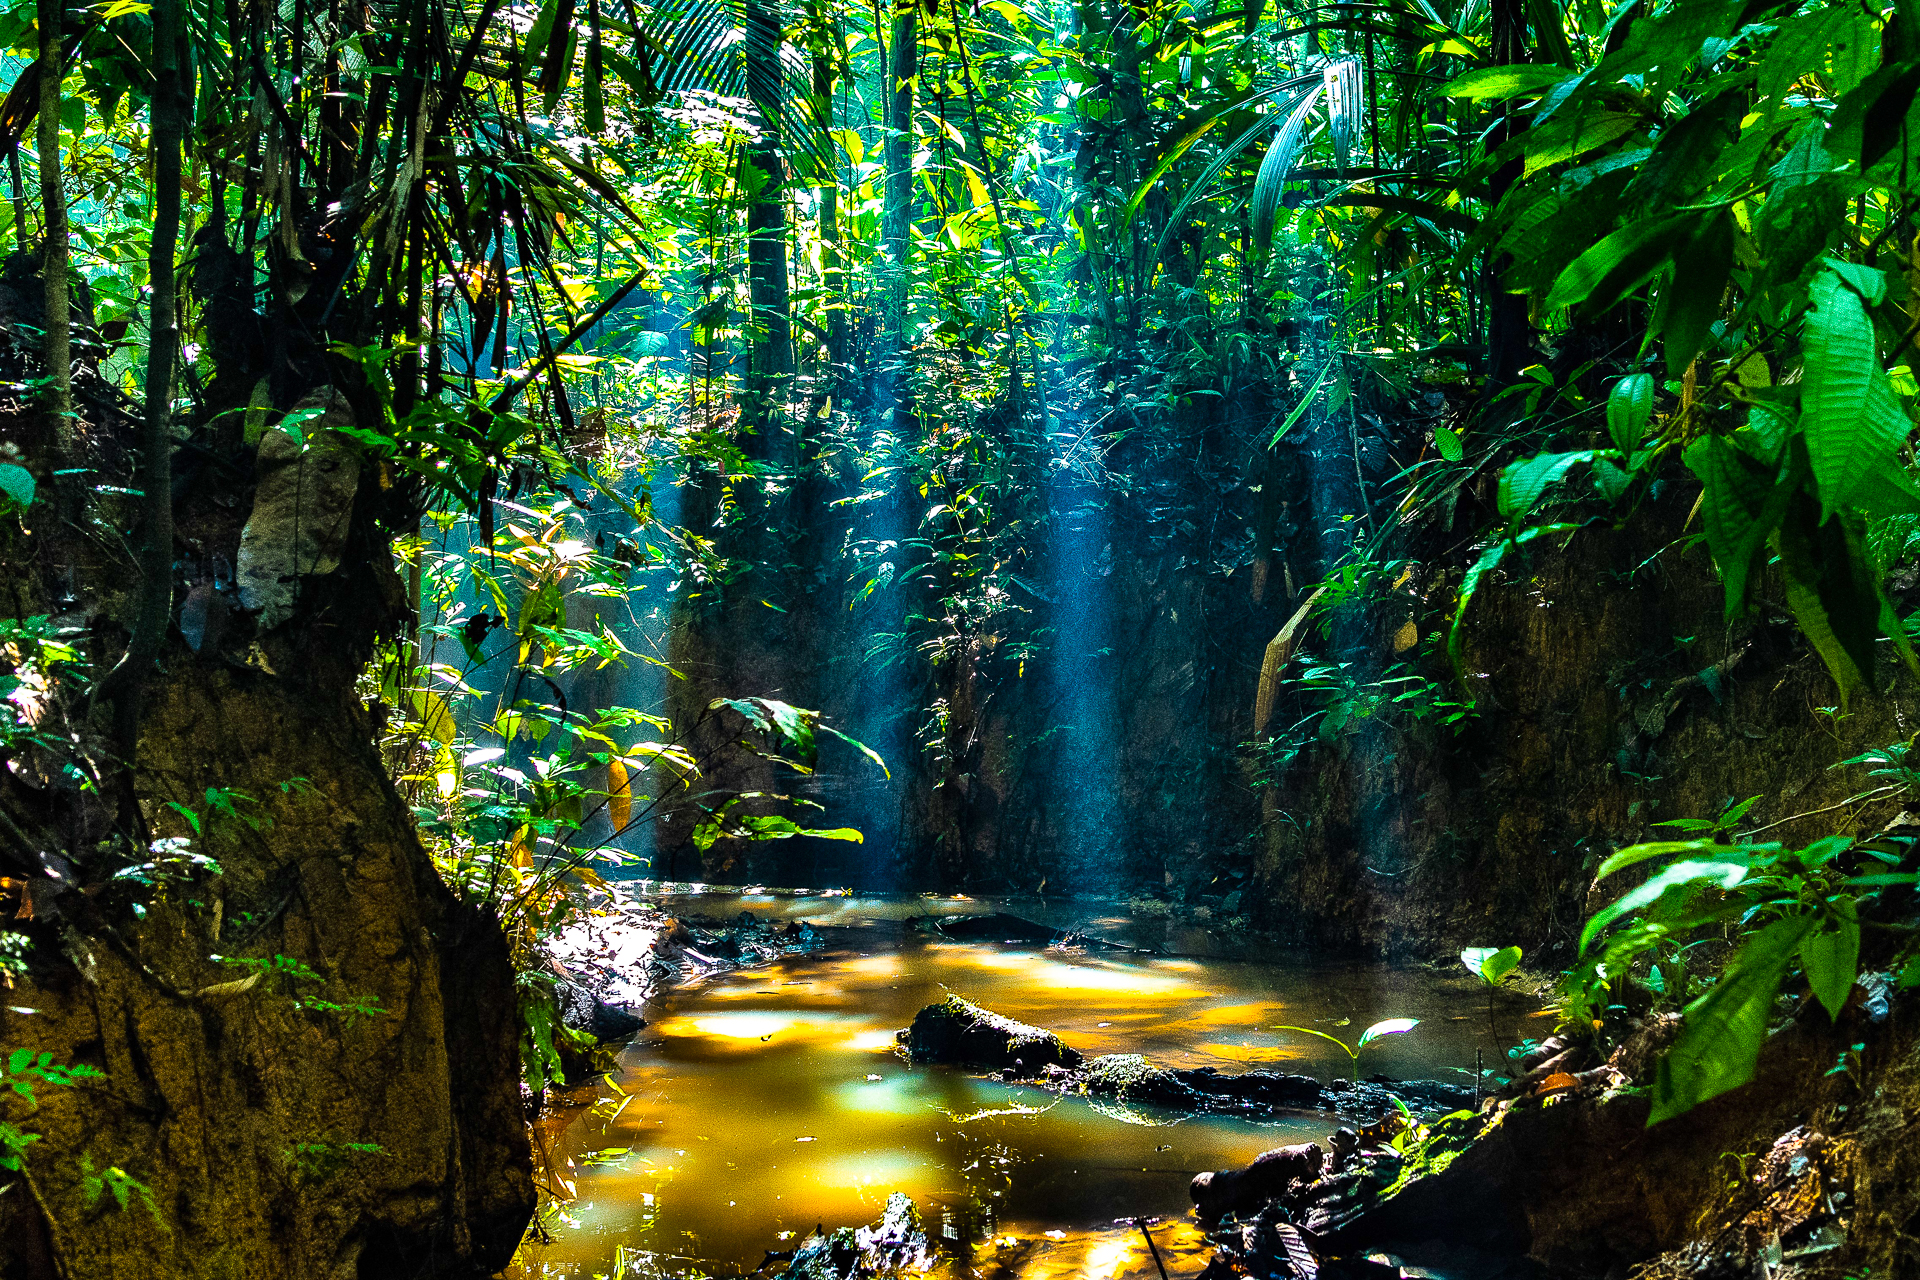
[1461,945,1522,1055]
[80,1155,165,1226]
[1652,796,1761,841]
[2,1049,106,1179]
[211,954,390,1023]
[1272,1018,1421,1083]
[1570,831,1917,1125]
[111,836,223,917]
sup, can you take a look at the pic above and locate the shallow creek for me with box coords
[509,893,1529,1280]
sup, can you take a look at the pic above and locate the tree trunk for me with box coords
[743,0,792,466]
[880,0,916,425]
[35,0,70,434]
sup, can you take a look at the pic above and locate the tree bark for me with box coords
[34,0,70,433]
[91,0,183,732]
[880,0,916,424]
[744,0,792,465]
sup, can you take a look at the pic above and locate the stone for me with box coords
[235,387,362,632]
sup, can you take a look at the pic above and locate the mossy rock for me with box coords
[903,995,1082,1071]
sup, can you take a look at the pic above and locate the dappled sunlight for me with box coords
[512,915,1506,1280]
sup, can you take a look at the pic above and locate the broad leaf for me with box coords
[1684,434,1779,621]
[1499,451,1594,523]
[1545,213,1695,315]
[1651,915,1814,1124]
[1800,906,1860,1020]
[1462,946,1522,985]
[1607,374,1655,453]
[1580,859,1751,955]
[1356,1017,1420,1049]
[1441,64,1576,100]
[1802,268,1912,516]
[0,463,33,509]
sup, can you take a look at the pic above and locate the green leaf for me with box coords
[1356,1017,1420,1049]
[0,463,34,509]
[1802,268,1913,516]
[1251,88,1325,252]
[1580,859,1752,955]
[821,724,890,780]
[1462,946,1522,985]
[1775,492,1880,707]
[1434,425,1464,462]
[1441,64,1577,100]
[1607,374,1655,453]
[1593,840,1724,881]
[1800,907,1860,1020]
[1499,451,1594,523]
[1651,915,1814,1125]
[1656,212,1735,378]
[1546,213,1696,316]
[1272,1024,1357,1058]
[1684,434,1780,622]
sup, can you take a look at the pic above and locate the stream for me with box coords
[508,894,1530,1280]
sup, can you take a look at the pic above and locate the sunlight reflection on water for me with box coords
[508,894,1523,1280]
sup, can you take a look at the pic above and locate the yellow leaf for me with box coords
[434,742,459,800]
[609,757,633,831]
[1392,619,1419,653]
[409,689,456,744]
[961,160,991,211]
[509,825,533,869]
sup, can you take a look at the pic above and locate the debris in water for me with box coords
[796,1136,817,1142]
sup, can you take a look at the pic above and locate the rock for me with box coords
[554,979,646,1042]
[1190,1142,1326,1222]
[903,995,1083,1072]
[786,1192,932,1280]
[234,387,362,632]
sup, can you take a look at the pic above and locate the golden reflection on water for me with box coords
[508,897,1518,1280]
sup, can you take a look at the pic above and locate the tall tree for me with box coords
[880,0,916,424]
[34,0,69,432]
[743,0,793,463]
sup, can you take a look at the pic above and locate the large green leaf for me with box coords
[1356,1017,1420,1049]
[1800,906,1860,1020]
[1775,494,1882,706]
[1580,858,1751,955]
[1499,451,1594,524]
[1651,915,1814,1125]
[0,463,33,509]
[1606,374,1655,453]
[1251,88,1326,252]
[1802,268,1911,516]
[1545,213,1696,316]
[1683,433,1784,621]
[1655,211,1734,378]
[1441,64,1577,100]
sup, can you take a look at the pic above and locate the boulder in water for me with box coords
[902,994,1083,1072]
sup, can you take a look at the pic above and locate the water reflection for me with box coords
[510,896,1524,1280]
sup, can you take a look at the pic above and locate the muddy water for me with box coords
[509,895,1527,1280]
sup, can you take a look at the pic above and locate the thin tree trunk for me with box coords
[743,0,792,462]
[93,0,184,731]
[881,0,916,424]
[813,29,844,378]
[35,0,71,432]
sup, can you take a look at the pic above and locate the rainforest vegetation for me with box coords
[3,0,1920,1275]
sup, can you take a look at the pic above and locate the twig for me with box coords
[1133,1218,1170,1280]
[1736,785,1900,840]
